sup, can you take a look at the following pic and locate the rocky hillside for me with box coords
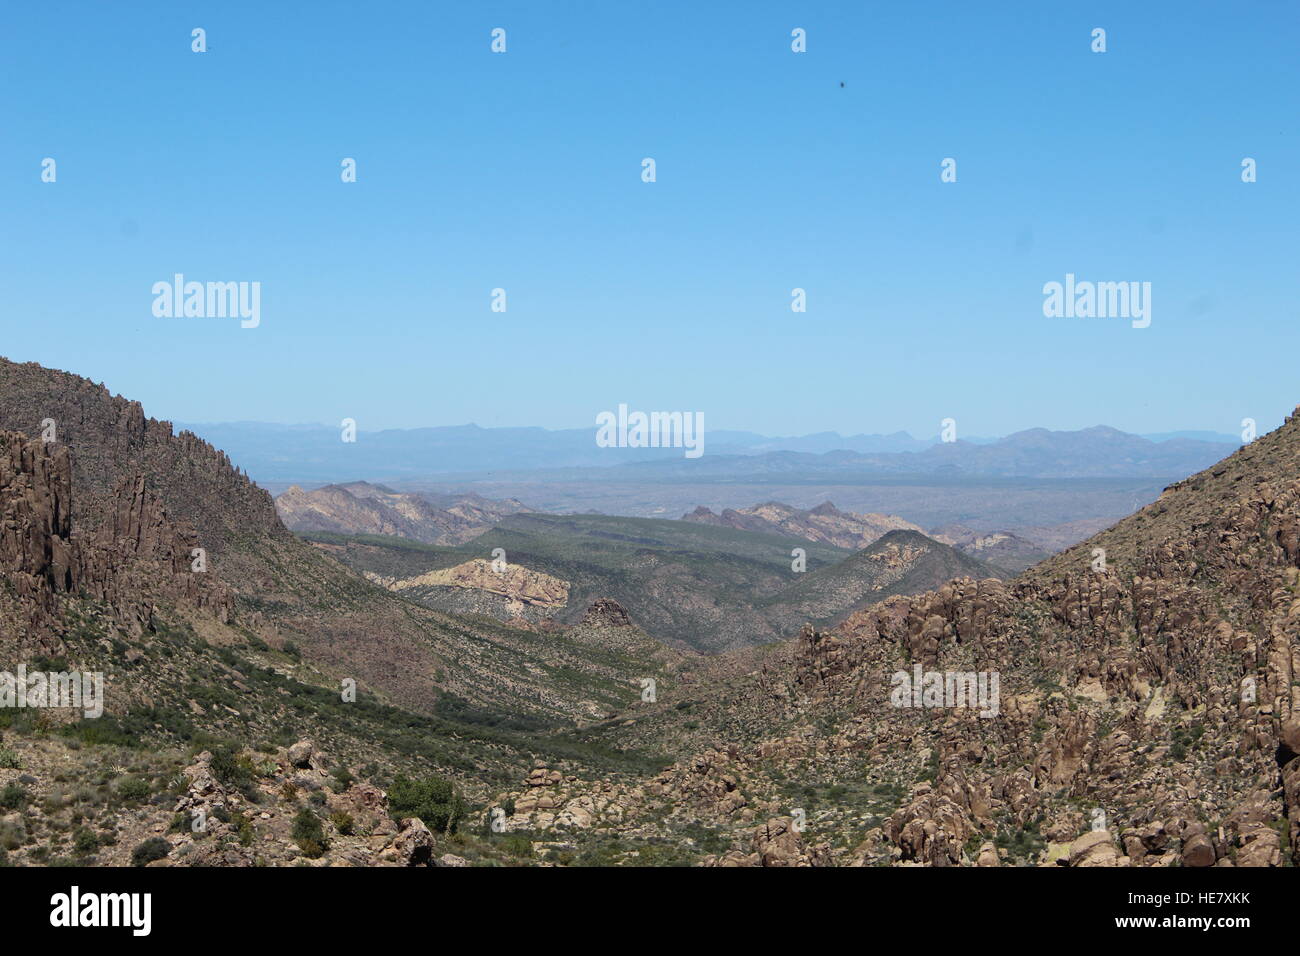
[0,365,689,867]
[276,482,530,546]
[763,530,994,625]
[5,355,1295,869]
[686,500,1048,577]
[683,501,923,550]
[929,524,1051,576]
[0,429,232,652]
[557,408,1300,866]
[307,517,993,653]
[0,358,674,726]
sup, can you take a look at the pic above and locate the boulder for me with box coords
[1069,830,1119,867]
[287,740,314,769]
[1181,833,1216,868]
[390,818,433,866]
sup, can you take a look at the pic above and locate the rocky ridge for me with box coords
[276,481,530,546]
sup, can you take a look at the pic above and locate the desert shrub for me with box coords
[388,774,465,834]
[330,811,355,836]
[208,746,254,791]
[331,766,355,792]
[0,783,27,810]
[131,837,170,867]
[292,808,328,858]
[500,833,533,858]
[72,827,98,855]
[0,820,25,850]
[115,777,150,803]
[230,810,255,846]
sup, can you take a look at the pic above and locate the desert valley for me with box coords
[0,357,1296,873]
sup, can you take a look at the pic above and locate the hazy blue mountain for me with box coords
[181,421,1235,485]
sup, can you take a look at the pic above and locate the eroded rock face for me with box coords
[0,431,75,637]
[581,598,632,628]
[491,765,627,833]
[750,817,832,867]
[371,558,569,611]
[1069,831,1120,867]
[887,784,972,867]
[0,431,232,644]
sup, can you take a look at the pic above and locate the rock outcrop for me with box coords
[581,598,632,628]
[0,430,232,645]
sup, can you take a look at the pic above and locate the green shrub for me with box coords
[73,827,99,855]
[292,808,328,858]
[208,746,254,791]
[500,833,533,858]
[229,810,255,846]
[131,837,170,867]
[388,774,465,834]
[0,783,26,810]
[115,777,150,803]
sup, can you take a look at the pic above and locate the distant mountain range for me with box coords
[181,420,1240,485]
[583,426,1237,481]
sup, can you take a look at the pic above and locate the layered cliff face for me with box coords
[365,558,570,626]
[927,525,1051,576]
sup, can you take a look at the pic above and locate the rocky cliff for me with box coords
[0,430,231,649]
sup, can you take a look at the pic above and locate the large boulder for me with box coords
[388,818,433,866]
[1069,830,1120,867]
[287,739,314,769]
[1278,718,1300,766]
[1181,832,1216,868]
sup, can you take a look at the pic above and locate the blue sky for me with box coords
[2,1,1296,439]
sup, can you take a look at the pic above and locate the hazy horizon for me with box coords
[173,415,1248,443]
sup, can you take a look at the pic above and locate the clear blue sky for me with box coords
[2,1,1296,438]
